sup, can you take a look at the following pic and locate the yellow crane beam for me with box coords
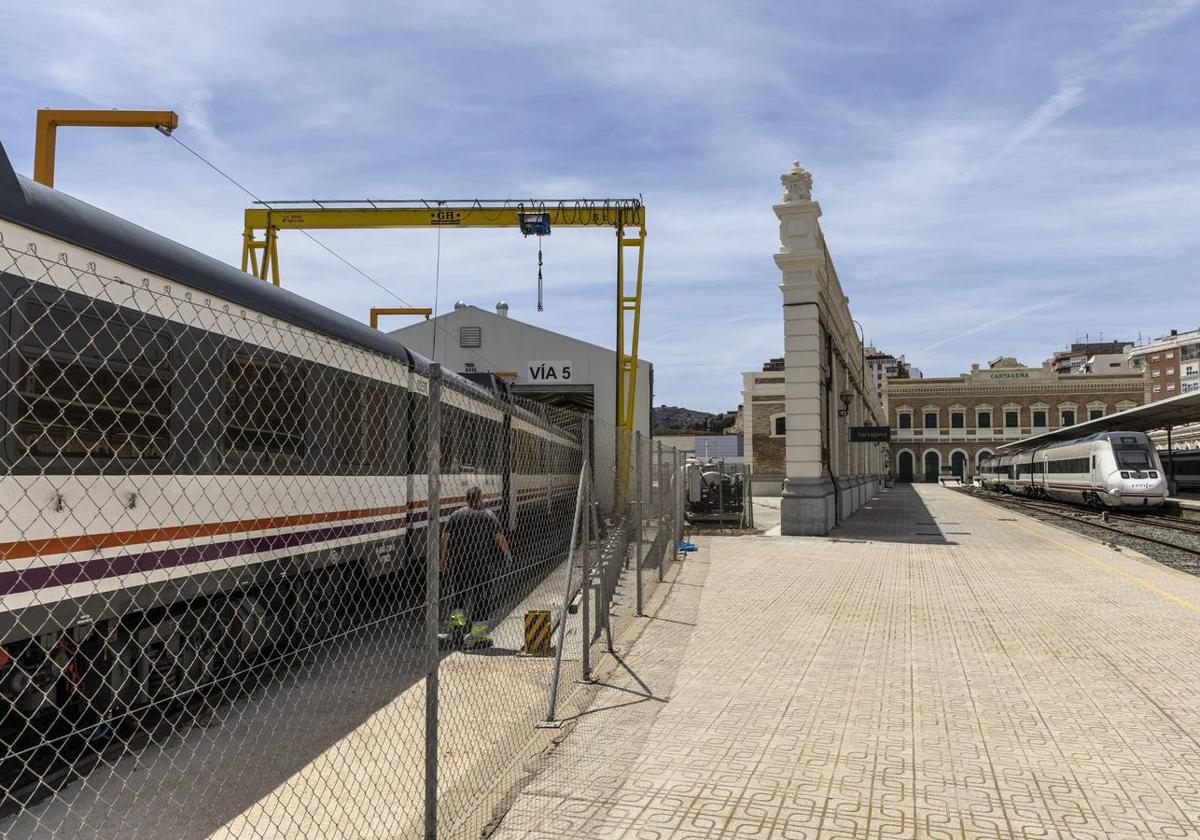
[370,307,432,328]
[240,199,647,498]
[33,108,179,187]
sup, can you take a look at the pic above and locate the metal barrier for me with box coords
[0,238,683,839]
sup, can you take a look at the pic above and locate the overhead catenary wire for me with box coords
[166,132,509,373]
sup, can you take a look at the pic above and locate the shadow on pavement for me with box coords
[830,484,957,545]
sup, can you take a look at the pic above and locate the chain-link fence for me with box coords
[0,233,683,839]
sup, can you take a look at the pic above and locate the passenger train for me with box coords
[0,141,580,741]
[977,432,1166,508]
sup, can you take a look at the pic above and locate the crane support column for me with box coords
[615,221,646,504]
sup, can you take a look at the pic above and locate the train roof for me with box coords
[998,392,1200,451]
[0,138,502,405]
[999,431,1154,455]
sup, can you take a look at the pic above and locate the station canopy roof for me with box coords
[998,390,1200,452]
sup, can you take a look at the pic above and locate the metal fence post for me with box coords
[634,432,644,616]
[424,364,442,840]
[673,447,682,551]
[542,417,590,725]
[592,499,614,653]
[657,441,666,582]
[580,481,592,682]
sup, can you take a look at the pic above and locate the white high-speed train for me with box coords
[0,140,580,739]
[978,432,1166,508]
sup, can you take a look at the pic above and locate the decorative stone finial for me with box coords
[781,160,813,203]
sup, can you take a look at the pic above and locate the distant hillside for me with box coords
[653,405,739,435]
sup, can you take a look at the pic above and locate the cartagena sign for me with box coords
[850,426,891,442]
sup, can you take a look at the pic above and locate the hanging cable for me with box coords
[166,132,508,372]
[537,235,544,312]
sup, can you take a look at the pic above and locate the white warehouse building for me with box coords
[389,299,653,450]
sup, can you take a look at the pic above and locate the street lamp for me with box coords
[838,389,854,417]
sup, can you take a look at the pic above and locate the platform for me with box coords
[495,484,1200,838]
[1168,492,1200,515]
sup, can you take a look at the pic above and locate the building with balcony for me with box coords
[885,356,1144,482]
[1129,328,1200,402]
[1050,340,1134,375]
[865,346,921,400]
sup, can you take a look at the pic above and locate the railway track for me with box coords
[955,486,1200,562]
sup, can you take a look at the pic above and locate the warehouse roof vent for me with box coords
[453,300,468,310]
[459,325,482,348]
[496,301,509,318]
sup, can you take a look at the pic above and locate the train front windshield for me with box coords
[1113,443,1153,470]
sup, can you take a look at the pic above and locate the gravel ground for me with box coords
[955,486,1200,576]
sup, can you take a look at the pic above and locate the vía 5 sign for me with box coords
[528,360,572,381]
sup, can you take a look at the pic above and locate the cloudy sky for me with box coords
[2,1,1197,412]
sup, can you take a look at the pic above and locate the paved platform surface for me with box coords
[495,484,1200,839]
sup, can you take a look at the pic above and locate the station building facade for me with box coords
[770,162,887,534]
[886,358,1144,482]
[740,362,786,495]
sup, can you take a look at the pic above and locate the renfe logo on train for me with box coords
[528,361,572,381]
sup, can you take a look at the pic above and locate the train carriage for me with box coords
[0,141,581,742]
[996,433,1166,508]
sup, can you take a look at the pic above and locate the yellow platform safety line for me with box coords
[239,201,647,498]
[33,108,179,188]
[523,609,553,656]
[1005,515,1200,615]
[369,307,432,329]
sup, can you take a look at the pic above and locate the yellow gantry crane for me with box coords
[33,109,178,187]
[239,199,647,496]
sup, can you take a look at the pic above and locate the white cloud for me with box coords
[0,1,1197,413]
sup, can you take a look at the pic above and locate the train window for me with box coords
[1047,458,1089,474]
[440,405,461,473]
[1004,411,1019,428]
[12,298,173,463]
[223,354,307,460]
[330,377,389,470]
[406,390,429,473]
[15,353,171,460]
[1114,446,1151,470]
